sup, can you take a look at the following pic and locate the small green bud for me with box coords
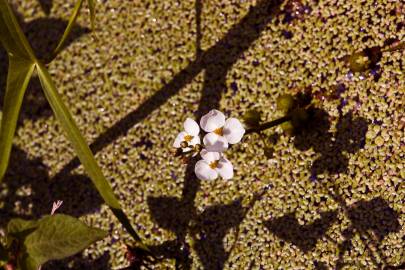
[243,109,262,128]
[276,94,295,112]
[281,121,294,135]
[347,51,371,72]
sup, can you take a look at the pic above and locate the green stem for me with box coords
[246,115,291,134]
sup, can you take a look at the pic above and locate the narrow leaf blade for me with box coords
[36,62,121,209]
[53,0,84,56]
[87,0,95,29]
[0,0,36,60]
[0,57,35,181]
[35,62,147,247]
[23,214,107,268]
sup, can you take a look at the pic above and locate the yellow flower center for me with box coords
[184,135,193,142]
[213,128,223,136]
[209,160,219,169]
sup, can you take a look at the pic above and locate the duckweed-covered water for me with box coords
[0,0,403,269]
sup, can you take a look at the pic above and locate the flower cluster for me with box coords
[173,110,245,181]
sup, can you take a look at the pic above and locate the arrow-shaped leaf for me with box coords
[17,214,107,270]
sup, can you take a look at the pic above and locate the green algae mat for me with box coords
[0,0,403,269]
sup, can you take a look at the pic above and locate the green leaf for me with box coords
[7,218,39,239]
[36,62,121,209]
[20,214,107,269]
[36,61,148,248]
[0,57,35,181]
[88,0,95,29]
[53,0,85,56]
[0,0,36,60]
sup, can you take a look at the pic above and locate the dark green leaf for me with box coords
[21,214,107,269]
[7,218,39,238]
[0,57,35,181]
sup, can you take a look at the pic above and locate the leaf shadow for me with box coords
[331,193,401,270]
[52,0,285,181]
[265,210,338,253]
[37,0,53,16]
[43,251,111,270]
[292,100,368,178]
[0,10,90,122]
[0,146,104,228]
[147,186,265,270]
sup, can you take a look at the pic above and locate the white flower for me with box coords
[173,118,201,152]
[200,109,245,152]
[194,149,234,180]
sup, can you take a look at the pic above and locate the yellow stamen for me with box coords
[209,160,219,169]
[213,128,223,136]
[184,135,193,142]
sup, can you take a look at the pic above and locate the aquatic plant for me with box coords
[0,0,149,267]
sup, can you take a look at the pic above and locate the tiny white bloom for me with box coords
[194,149,234,181]
[200,110,245,152]
[173,118,201,152]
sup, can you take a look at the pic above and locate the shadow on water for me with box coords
[329,192,401,270]
[148,186,266,270]
[43,251,111,270]
[265,195,400,267]
[143,0,284,269]
[0,10,89,122]
[0,147,103,228]
[1,1,284,268]
[264,91,401,269]
[37,0,53,15]
[291,100,369,178]
[265,210,338,253]
[53,0,285,180]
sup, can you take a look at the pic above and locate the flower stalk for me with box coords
[245,115,291,135]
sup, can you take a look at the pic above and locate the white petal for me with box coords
[189,135,201,146]
[200,149,220,162]
[223,118,245,144]
[216,158,234,180]
[203,132,228,152]
[200,109,226,132]
[184,118,200,136]
[173,131,187,148]
[195,160,218,181]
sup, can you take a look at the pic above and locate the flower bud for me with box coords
[243,109,261,128]
[347,51,371,72]
[276,94,295,112]
[281,121,294,135]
